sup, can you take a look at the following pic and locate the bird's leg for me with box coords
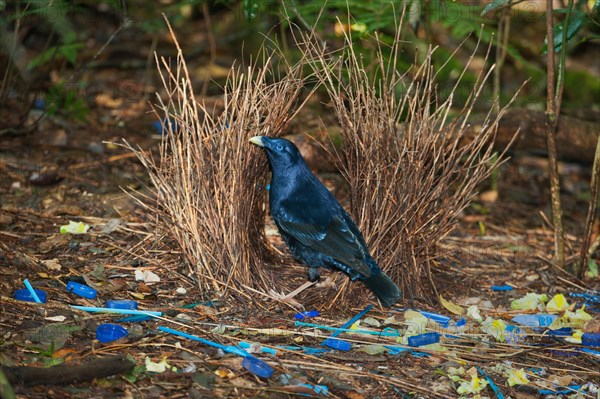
[268,280,316,309]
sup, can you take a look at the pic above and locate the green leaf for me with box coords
[243,0,259,21]
[481,0,510,16]
[588,259,599,278]
[543,10,587,53]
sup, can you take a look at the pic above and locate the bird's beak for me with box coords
[249,136,265,147]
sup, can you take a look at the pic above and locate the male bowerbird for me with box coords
[250,135,401,307]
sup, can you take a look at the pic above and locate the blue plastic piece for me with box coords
[419,310,451,327]
[96,323,128,343]
[322,338,351,351]
[296,383,329,396]
[158,326,274,378]
[476,366,505,399]
[152,117,178,135]
[547,327,572,336]
[242,356,274,378]
[491,285,513,291]
[238,341,279,356]
[407,332,440,347]
[321,304,372,351]
[538,385,581,395]
[455,318,467,327]
[295,310,320,320]
[504,325,524,344]
[511,314,557,328]
[67,281,97,299]
[582,333,600,347]
[33,98,46,110]
[580,347,600,357]
[106,299,138,310]
[14,288,47,303]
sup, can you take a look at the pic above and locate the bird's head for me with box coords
[249,136,305,170]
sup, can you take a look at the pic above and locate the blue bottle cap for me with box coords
[96,323,128,343]
[322,338,352,351]
[67,281,97,299]
[241,356,274,378]
[106,299,138,310]
[14,288,47,303]
[294,310,320,320]
[582,333,600,347]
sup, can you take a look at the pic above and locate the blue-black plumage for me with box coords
[250,135,401,307]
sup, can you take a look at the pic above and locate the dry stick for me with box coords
[578,124,600,279]
[545,0,566,270]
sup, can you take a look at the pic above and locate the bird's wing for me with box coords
[277,216,372,277]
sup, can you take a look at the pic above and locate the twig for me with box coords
[544,0,566,270]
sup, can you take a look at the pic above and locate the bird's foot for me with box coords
[315,275,337,290]
[268,280,316,310]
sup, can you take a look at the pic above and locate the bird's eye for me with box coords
[275,144,284,150]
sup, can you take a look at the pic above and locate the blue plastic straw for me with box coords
[476,366,504,399]
[71,305,162,317]
[322,304,373,350]
[158,326,274,378]
[238,341,279,356]
[23,279,42,303]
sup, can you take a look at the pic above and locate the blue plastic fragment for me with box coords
[455,318,467,327]
[67,281,97,299]
[476,366,505,399]
[547,327,572,336]
[23,279,44,303]
[106,299,138,310]
[158,326,274,378]
[238,341,279,356]
[152,117,178,135]
[409,351,431,358]
[296,382,329,396]
[96,323,128,343]
[511,314,557,328]
[323,338,351,351]
[33,98,46,110]
[408,332,440,347]
[569,291,600,304]
[505,325,524,343]
[491,285,513,291]
[242,355,274,378]
[321,304,373,350]
[14,288,47,303]
[581,347,600,357]
[582,333,600,347]
[538,385,581,395]
[295,310,320,320]
[419,310,451,327]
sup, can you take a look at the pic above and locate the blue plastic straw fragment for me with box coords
[491,285,513,291]
[476,366,504,399]
[23,279,42,303]
[538,385,581,395]
[296,382,329,396]
[158,326,274,378]
[238,341,279,356]
[322,304,373,350]
[418,310,451,327]
[71,305,162,317]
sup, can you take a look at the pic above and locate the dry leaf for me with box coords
[440,295,464,315]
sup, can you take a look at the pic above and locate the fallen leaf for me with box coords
[440,295,464,315]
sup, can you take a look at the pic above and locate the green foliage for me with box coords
[46,83,89,123]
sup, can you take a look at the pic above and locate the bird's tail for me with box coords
[362,271,402,307]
